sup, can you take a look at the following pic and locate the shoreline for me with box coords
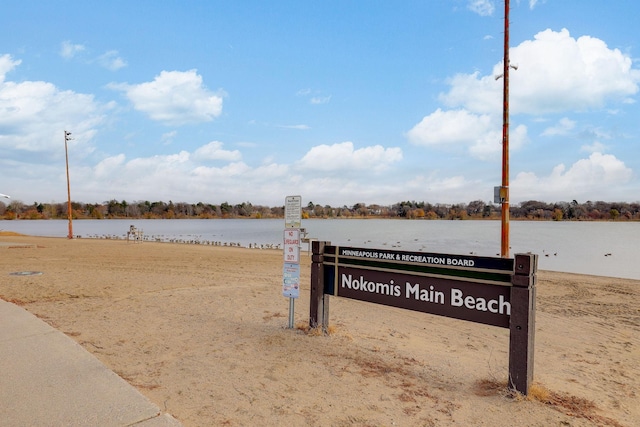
[2,231,636,281]
[2,216,639,221]
[1,235,639,426]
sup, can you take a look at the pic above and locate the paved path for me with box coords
[0,299,182,426]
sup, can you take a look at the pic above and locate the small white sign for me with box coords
[282,263,300,298]
[283,228,300,264]
[285,195,302,228]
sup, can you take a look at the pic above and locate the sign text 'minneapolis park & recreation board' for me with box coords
[309,242,537,395]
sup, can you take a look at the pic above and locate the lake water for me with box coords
[1,218,638,280]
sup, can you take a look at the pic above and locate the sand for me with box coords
[1,234,638,427]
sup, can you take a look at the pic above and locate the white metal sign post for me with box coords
[284,196,302,328]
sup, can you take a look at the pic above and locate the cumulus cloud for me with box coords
[469,123,528,160]
[439,71,501,114]
[79,151,194,200]
[193,141,242,162]
[65,140,489,205]
[98,50,127,71]
[406,108,528,160]
[580,141,608,153]
[72,148,295,205]
[94,154,126,178]
[0,54,105,155]
[60,41,126,71]
[440,28,640,115]
[297,141,402,172]
[511,29,639,113]
[408,28,639,166]
[0,54,21,81]
[512,152,633,201]
[126,150,191,172]
[407,109,493,146]
[110,70,223,125]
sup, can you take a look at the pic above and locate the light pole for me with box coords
[65,130,73,239]
[500,0,511,258]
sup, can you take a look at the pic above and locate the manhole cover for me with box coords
[9,271,43,276]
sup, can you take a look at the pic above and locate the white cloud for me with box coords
[126,151,191,171]
[0,54,21,79]
[439,71,501,114]
[509,29,640,113]
[110,70,223,125]
[407,109,492,146]
[98,50,127,71]
[467,0,495,17]
[512,152,633,201]
[408,28,639,172]
[0,55,106,155]
[94,154,125,178]
[193,141,242,162]
[72,148,296,204]
[469,124,528,160]
[68,143,488,205]
[580,141,607,154]
[439,29,640,115]
[60,42,126,70]
[297,141,402,172]
[541,117,576,136]
[76,151,194,201]
[406,108,528,160]
[60,41,85,59]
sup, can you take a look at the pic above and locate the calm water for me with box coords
[1,218,638,280]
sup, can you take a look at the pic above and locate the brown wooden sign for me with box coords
[310,242,537,395]
[336,266,511,328]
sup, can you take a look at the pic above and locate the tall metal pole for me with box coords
[500,0,510,258]
[64,130,73,239]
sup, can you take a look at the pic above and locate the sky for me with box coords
[1,0,639,207]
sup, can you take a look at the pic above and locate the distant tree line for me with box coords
[1,198,639,221]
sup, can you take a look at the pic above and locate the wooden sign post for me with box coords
[310,241,537,395]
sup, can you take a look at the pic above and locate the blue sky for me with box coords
[1,0,639,207]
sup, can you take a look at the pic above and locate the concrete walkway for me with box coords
[0,299,182,427]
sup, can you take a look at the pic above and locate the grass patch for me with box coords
[474,379,624,427]
[295,321,337,335]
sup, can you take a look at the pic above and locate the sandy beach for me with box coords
[1,234,638,426]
